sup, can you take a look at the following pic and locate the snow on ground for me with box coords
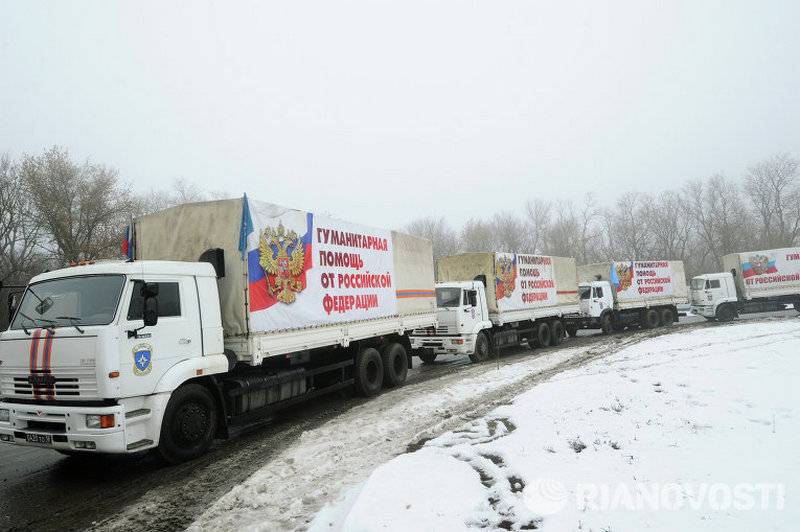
[189,331,657,531]
[315,319,800,531]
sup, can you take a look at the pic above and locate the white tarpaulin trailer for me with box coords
[578,260,688,310]
[135,197,437,364]
[722,247,800,300]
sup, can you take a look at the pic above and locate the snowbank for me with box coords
[316,320,800,531]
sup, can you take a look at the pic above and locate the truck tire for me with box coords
[355,347,384,397]
[419,351,437,365]
[600,312,613,335]
[381,343,408,387]
[643,309,660,329]
[565,324,578,338]
[715,304,736,322]
[158,383,218,464]
[535,322,552,347]
[794,300,800,315]
[469,332,491,363]
[660,308,674,326]
[551,320,565,346]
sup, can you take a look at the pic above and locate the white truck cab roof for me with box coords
[29,260,217,284]
[692,272,730,280]
[435,280,484,290]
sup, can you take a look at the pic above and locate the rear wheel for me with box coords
[354,347,384,396]
[469,332,491,363]
[643,309,660,329]
[418,351,438,365]
[381,343,408,387]
[158,383,218,464]
[550,320,565,346]
[535,322,552,347]
[660,308,674,326]
[600,313,613,335]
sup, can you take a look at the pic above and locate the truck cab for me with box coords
[690,272,738,320]
[410,281,492,358]
[0,261,227,457]
[578,281,614,319]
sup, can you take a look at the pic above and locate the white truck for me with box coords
[690,247,800,321]
[0,197,436,462]
[564,260,687,335]
[410,253,579,363]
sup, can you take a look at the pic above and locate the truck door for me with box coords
[461,288,481,332]
[591,285,608,317]
[119,277,202,396]
[705,278,725,307]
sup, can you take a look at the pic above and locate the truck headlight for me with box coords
[86,414,115,429]
[0,409,9,423]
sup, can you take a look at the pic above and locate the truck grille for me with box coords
[412,325,451,335]
[0,367,98,400]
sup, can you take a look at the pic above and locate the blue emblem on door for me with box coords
[133,344,153,376]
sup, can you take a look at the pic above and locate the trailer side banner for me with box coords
[495,253,565,312]
[243,199,398,332]
[611,261,676,300]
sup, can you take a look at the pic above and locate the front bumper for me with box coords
[0,394,169,454]
[410,335,475,355]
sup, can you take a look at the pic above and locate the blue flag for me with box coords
[610,262,620,291]
[239,194,253,259]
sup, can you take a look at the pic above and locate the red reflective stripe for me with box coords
[556,290,578,294]
[42,330,55,400]
[29,329,42,401]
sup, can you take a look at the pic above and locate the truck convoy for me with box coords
[410,253,579,363]
[0,197,437,462]
[411,257,687,361]
[690,247,800,321]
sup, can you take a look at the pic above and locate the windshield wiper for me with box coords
[16,312,54,335]
[56,316,85,334]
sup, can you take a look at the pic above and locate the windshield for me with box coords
[10,275,126,330]
[690,278,706,290]
[435,287,462,307]
[579,286,591,300]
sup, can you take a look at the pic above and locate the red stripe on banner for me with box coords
[29,329,42,401]
[42,330,55,400]
[556,290,578,294]
[396,290,436,299]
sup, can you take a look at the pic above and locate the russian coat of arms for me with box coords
[259,222,306,304]
[615,262,634,292]
[495,255,517,300]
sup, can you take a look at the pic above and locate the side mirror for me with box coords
[142,282,159,298]
[7,293,16,322]
[143,296,159,327]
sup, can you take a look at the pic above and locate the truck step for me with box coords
[127,439,154,451]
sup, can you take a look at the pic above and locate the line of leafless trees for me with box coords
[404,153,800,279]
[0,147,230,325]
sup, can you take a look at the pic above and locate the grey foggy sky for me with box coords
[2,1,799,229]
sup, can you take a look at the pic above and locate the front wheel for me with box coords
[600,313,613,335]
[469,332,491,363]
[715,304,736,322]
[158,383,218,464]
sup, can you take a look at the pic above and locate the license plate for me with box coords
[25,433,52,445]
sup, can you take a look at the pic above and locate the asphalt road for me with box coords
[0,310,795,532]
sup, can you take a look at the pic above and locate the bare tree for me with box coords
[744,153,800,248]
[524,198,551,254]
[20,147,136,264]
[0,155,43,283]
[490,211,530,253]
[460,218,495,253]
[599,192,653,260]
[403,216,460,260]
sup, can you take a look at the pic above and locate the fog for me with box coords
[1,0,798,227]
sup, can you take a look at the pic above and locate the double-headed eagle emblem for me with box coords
[495,255,517,299]
[259,222,306,304]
